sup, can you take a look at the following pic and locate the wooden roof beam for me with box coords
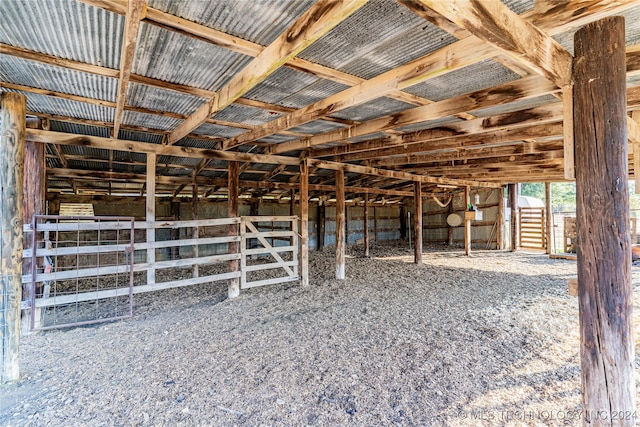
[167,0,368,144]
[414,0,572,88]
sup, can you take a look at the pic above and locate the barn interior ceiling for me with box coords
[2,0,640,203]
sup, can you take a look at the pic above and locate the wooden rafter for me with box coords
[167,0,368,144]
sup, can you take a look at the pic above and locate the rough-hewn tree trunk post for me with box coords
[228,161,240,298]
[1,92,26,382]
[509,183,519,252]
[23,118,46,332]
[191,182,199,278]
[574,16,635,424]
[299,160,309,286]
[464,186,471,256]
[146,153,156,285]
[545,182,553,255]
[414,182,422,264]
[335,169,346,279]
[317,202,325,250]
[364,192,370,257]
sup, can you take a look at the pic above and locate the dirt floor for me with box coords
[2,240,640,426]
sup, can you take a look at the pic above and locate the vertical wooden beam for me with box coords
[414,182,423,264]
[191,182,199,279]
[299,160,309,287]
[289,189,295,216]
[497,186,505,250]
[335,169,346,280]
[399,204,407,240]
[317,202,326,251]
[448,196,455,246]
[464,186,471,256]
[373,205,379,242]
[228,161,240,298]
[1,92,26,382]
[146,153,156,285]
[545,182,553,255]
[509,183,519,252]
[364,192,370,257]
[632,111,640,193]
[574,17,635,422]
[170,201,180,259]
[563,84,575,179]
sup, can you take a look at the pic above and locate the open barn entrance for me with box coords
[21,215,301,331]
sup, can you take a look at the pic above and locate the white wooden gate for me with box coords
[519,207,546,251]
[240,216,299,289]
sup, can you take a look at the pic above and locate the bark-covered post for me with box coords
[228,161,240,298]
[299,160,309,286]
[545,182,553,255]
[191,182,199,278]
[364,192,370,257]
[23,118,46,331]
[464,186,471,256]
[574,16,635,423]
[335,169,346,279]
[146,153,156,285]
[413,182,422,265]
[1,92,26,382]
[509,183,519,252]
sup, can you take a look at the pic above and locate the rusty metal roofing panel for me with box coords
[0,0,123,69]
[122,110,181,131]
[330,97,414,122]
[173,137,220,149]
[279,79,351,109]
[148,0,315,46]
[49,120,110,137]
[133,22,252,92]
[67,159,107,171]
[403,59,521,102]
[256,134,298,144]
[192,123,245,138]
[0,55,117,102]
[126,83,206,116]
[395,116,463,133]
[503,0,535,14]
[60,144,109,160]
[244,66,320,106]
[118,130,164,144]
[112,150,146,164]
[288,120,346,135]
[213,104,283,126]
[470,94,558,118]
[158,156,201,168]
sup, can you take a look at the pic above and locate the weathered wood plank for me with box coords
[464,186,471,256]
[631,111,640,193]
[146,153,156,285]
[0,92,26,383]
[562,85,575,179]
[228,161,240,298]
[574,17,635,422]
[299,160,309,286]
[364,192,370,257]
[335,169,346,280]
[414,182,423,265]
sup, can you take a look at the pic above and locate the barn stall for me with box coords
[1,0,640,424]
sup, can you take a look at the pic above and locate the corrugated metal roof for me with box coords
[503,0,535,14]
[395,116,463,133]
[279,79,350,109]
[330,97,414,122]
[122,110,181,131]
[0,0,123,69]
[133,22,253,92]
[403,59,521,102]
[288,120,346,135]
[470,94,558,117]
[158,156,201,168]
[244,66,319,105]
[126,83,205,116]
[192,122,245,138]
[255,134,298,144]
[173,137,220,150]
[67,159,107,170]
[49,120,110,137]
[112,150,146,164]
[0,54,117,102]
[61,144,109,160]
[118,130,164,144]
[213,104,283,126]
[148,0,316,46]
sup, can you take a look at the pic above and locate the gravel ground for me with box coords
[2,240,640,426]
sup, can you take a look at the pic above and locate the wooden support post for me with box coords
[545,182,553,255]
[1,92,26,382]
[464,186,471,256]
[289,189,295,217]
[633,111,640,193]
[335,169,346,280]
[299,160,309,286]
[192,182,199,278]
[24,118,46,332]
[317,201,325,250]
[146,153,156,285]
[373,205,379,241]
[448,195,455,246]
[399,204,407,240]
[170,201,180,259]
[497,186,504,250]
[228,161,240,298]
[364,192,370,257]
[509,183,519,252]
[414,182,423,264]
[574,17,635,422]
